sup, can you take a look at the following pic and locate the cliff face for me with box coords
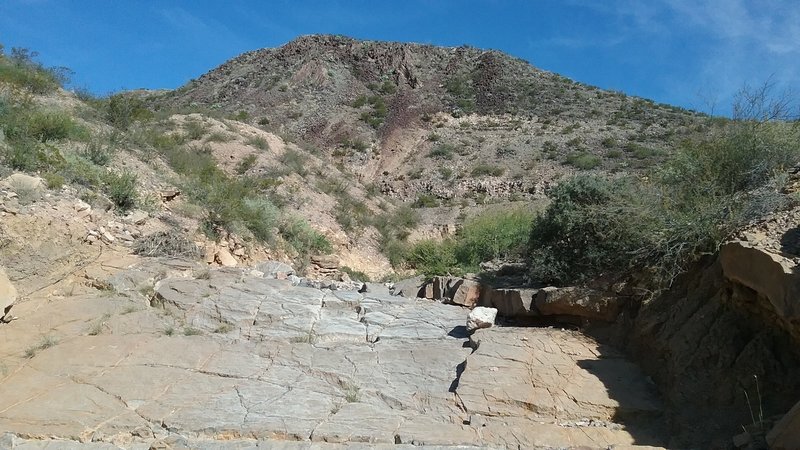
[625,225,800,447]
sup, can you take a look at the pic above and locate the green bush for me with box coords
[103,171,138,211]
[81,133,118,166]
[105,93,151,129]
[528,105,800,286]
[279,217,332,255]
[455,208,534,268]
[0,47,67,94]
[26,111,77,142]
[565,152,601,169]
[279,149,308,175]
[236,153,258,174]
[246,136,270,151]
[404,239,459,278]
[471,164,504,177]
[412,194,439,208]
[428,144,455,159]
[340,266,370,282]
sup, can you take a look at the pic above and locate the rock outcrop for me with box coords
[0,266,16,322]
[626,249,800,448]
[0,262,669,448]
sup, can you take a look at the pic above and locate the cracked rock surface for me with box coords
[0,263,666,448]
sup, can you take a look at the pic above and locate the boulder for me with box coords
[535,286,619,322]
[215,248,238,267]
[256,261,295,279]
[483,288,537,316]
[720,241,800,335]
[0,267,17,322]
[310,255,339,270]
[4,173,44,192]
[768,399,800,450]
[392,276,426,298]
[451,279,482,308]
[467,307,497,332]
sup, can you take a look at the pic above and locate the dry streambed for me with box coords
[0,261,665,449]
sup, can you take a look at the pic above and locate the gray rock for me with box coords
[391,276,425,298]
[256,260,295,278]
[466,307,497,332]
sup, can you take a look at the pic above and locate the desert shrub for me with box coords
[428,144,455,159]
[103,171,138,211]
[374,205,420,266]
[205,132,232,143]
[412,194,439,208]
[246,135,270,150]
[105,93,151,129]
[25,111,79,142]
[471,164,504,177]
[236,153,258,174]
[352,95,368,108]
[332,190,371,233]
[624,142,659,159]
[279,217,332,255]
[42,172,65,190]
[0,46,67,93]
[81,133,118,166]
[183,119,207,140]
[340,266,371,282]
[601,137,617,148]
[455,208,534,268]
[279,149,308,175]
[404,239,459,278]
[528,175,662,284]
[529,93,800,287]
[379,80,396,95]
[565,152,601,169]
[358,95,387,128]
[133,230,201,258]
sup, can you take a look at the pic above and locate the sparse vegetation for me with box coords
[564,152,601,170]
[246,135,270,150]
[236,153,258,174]
[24,334,59,358]
[471,164,504,177]
[403,207,534,276]
[134,230,201,258]
[428,144,455,159]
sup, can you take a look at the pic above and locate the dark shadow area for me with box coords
[780,226,800,257]
[448,360,467,393]
[575,356,667,446]
[447,325,469,339]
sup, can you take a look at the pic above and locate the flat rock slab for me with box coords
[0,267,666,449]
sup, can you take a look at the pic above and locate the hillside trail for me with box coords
[0,242,668,449]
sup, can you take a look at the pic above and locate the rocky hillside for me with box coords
[161,35,702,206]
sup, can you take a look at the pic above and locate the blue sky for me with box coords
[1,0,798,115]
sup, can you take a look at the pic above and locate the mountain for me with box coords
[159,35,702,204]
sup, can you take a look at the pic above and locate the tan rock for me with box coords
[720,241,800,334]
[0,267,16,321]
[484,288,537,316]
[535,286,619,322]
[216,248,238,267]
[311,255,339,269]
[204,246,216,264]
[768,399,800,450]
[5,173,44,191]
[451,279,482,308]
